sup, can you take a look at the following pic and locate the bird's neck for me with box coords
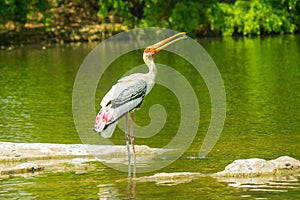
[146,60,157,82]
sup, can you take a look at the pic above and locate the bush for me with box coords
[0,0,50,28]
[97,0,217,36]
[98,0,299,36]
[0,0,299,36]
[209,0,299,36]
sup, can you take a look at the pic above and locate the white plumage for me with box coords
[94,52,158,138]
[96,78,148,138]
[93,32,187,177]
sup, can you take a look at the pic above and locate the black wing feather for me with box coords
[111,80,147,108]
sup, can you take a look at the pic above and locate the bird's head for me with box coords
[143,32,187,65]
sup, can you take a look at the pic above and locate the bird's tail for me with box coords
[100,122,117,138]
[94,107,116,138]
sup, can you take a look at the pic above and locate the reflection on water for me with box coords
[0,35,300,199]
[0,44,96,144]
[218,176,300,193]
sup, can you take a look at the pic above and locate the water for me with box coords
[1,35,300,199]
[0,44,89,144]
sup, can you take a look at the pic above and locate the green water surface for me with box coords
[0,35,300,199]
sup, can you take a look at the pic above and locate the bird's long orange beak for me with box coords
[144,32,187,53]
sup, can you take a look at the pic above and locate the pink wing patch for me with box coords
[94,107,113,132]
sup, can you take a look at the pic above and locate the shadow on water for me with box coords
[1,35,300,199]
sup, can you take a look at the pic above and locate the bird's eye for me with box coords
[147,47,151,50]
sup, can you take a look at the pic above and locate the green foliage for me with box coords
[0,0,299,36]
[0,0,16,24]
[0,0,50,28]
[98,0,299,36]
[98,0,143,27]
[97,0,217,36]
[169,1,203,36]
[140,1,175,28]
[209,0,299,36]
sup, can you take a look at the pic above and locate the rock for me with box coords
[0,142,93,162]
[214,158,274,177]
[7,163,45,174]
[268,156,300,170]
[213,156,300,177]
[135,172,203,186]
[0,142,172,176]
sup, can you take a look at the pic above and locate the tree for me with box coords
[209,0,299,36]
[98,0,218,36]
[0,0,50,29]
[98,0,299,36]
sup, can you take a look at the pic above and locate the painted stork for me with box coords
[94,32,187,177]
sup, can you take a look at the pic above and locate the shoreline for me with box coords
[1,25,298,50]
[0,24,127,48]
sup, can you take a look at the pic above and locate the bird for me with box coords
[94,32,187,177]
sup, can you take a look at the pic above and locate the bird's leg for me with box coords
[125,113,131,177]
[130,112,136,177]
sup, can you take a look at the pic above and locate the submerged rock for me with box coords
[0,142,167,162]
[213,156,300,177]
[133,157,300,186]
[135,172,203,186]
[1,163,45,174]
